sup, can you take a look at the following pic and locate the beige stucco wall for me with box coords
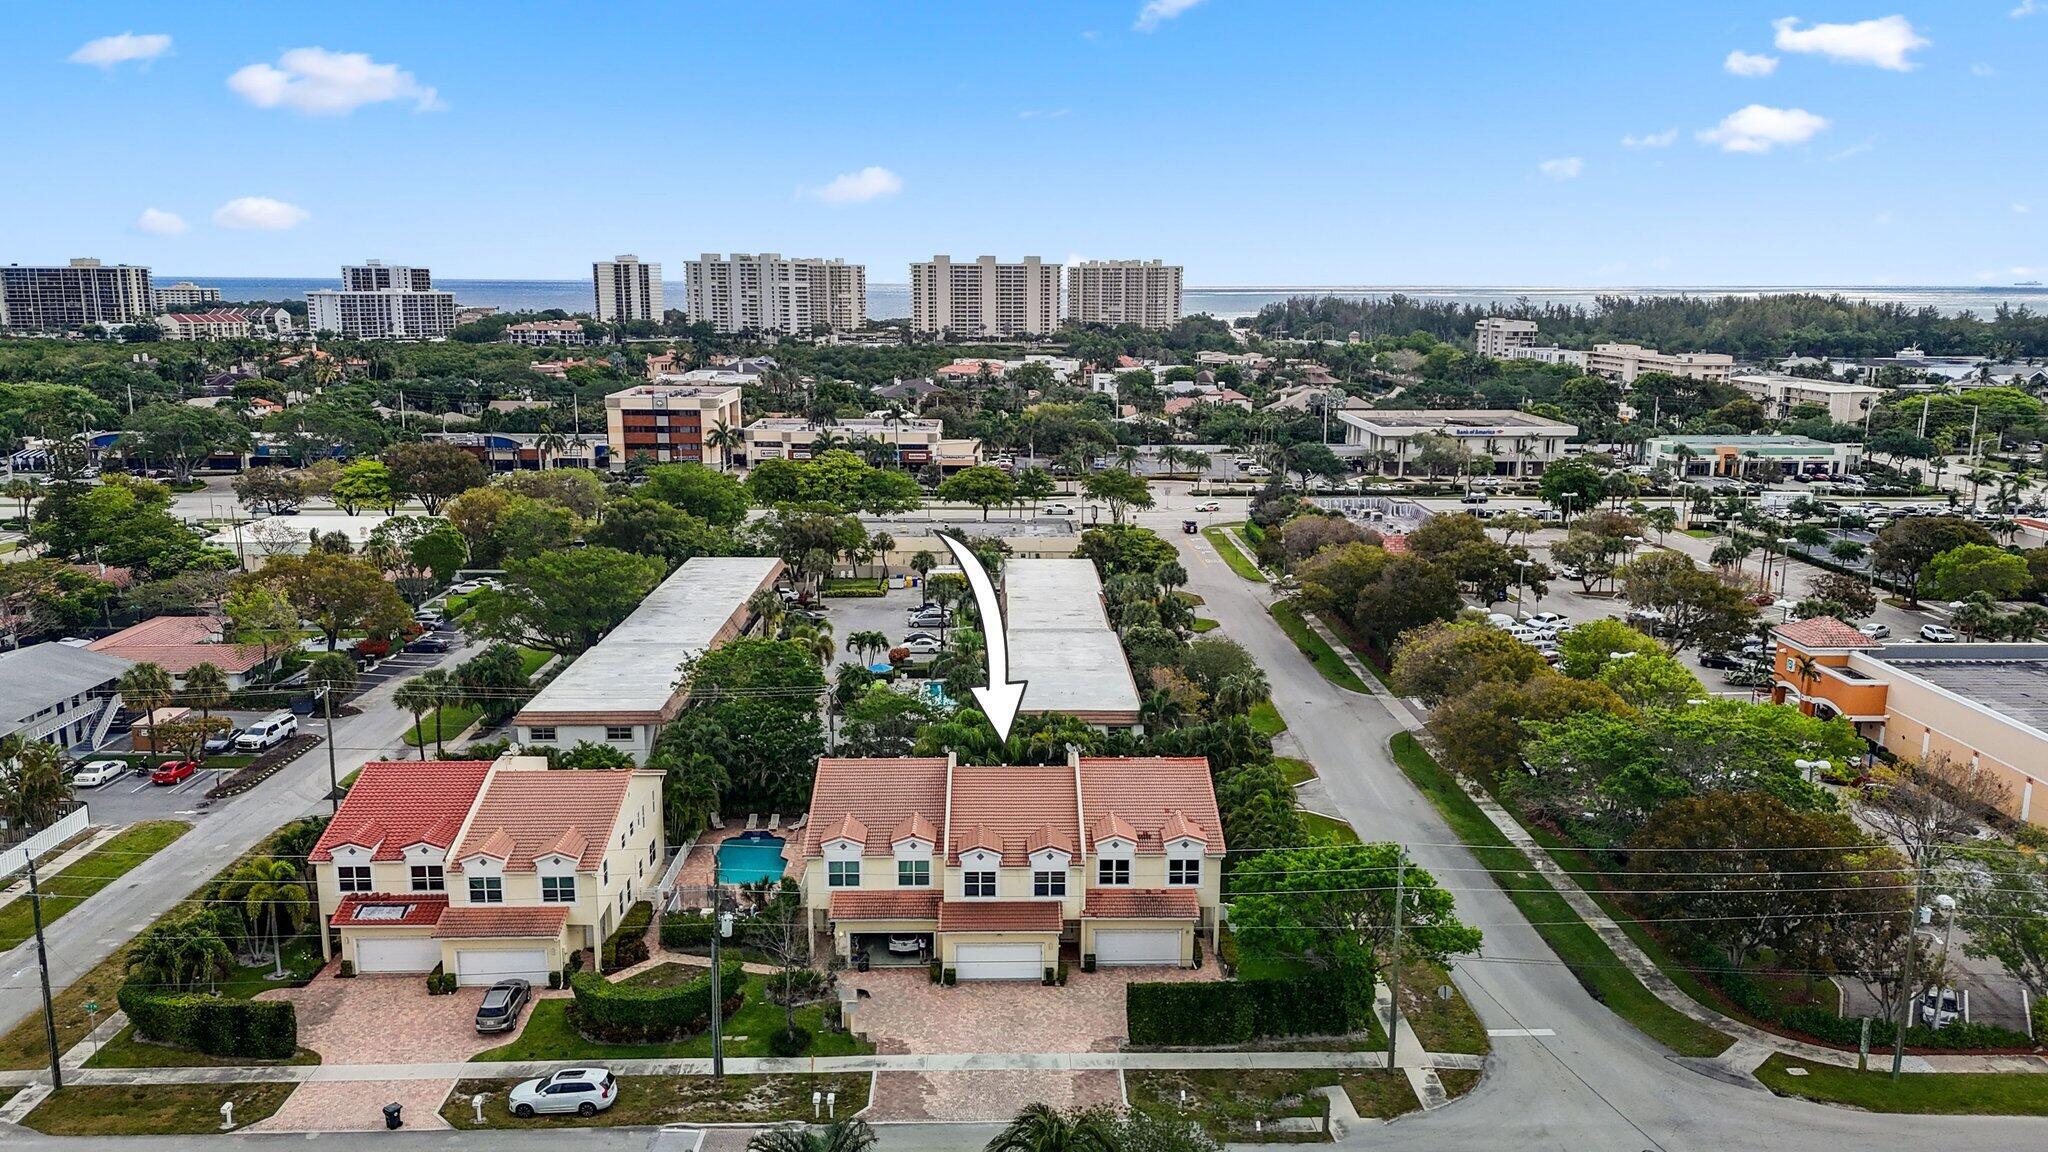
[1874,672,2046,826]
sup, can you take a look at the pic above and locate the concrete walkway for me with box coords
[0,826,116,915]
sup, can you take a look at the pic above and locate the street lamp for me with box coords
[1512,557,1535,617]
[1794,758,1832,784]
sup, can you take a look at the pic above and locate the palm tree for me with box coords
[183,661,230,747]
[746,1120,878,1152]
[868,531,895,579]
[392,676,439,761]
[847,630,889,665]
[788,622,836,668]
[0,737,70,831]
[707,419,745,472]
[983,1103,1118,1152]
[118,662,176,763]
[226,856,310,974]
[1213,670,1271,717]
[747,588,788,634]
[1115,445,1141,474]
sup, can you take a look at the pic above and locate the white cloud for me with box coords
[1134,0,1204,32]
[69,32,172,68]
[1829,136,1878,160]
[1697,104,1829,153]
[1723,50,1779,77]
[2015,203,2033,214]
[809,166,904,205]
[2013,0,2040,16]
[1018,108,1071,120]
[1621,128,1679,149]
[1538,157,1584,180]
[1771,16,1929,71]
[212,197,310,230]
[1971,63,1998,77]
[135,208,188,236]
[228,48,442,115]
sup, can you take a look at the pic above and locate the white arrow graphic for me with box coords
[937,533,1029,741]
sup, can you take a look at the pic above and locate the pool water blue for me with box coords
[716,834,788,884]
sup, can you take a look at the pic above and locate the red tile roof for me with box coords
[1091,812,1138,845]
[1774,616,1884,651]
[1079,758,1226,857]
[946,765,1083,864]
[937,900,1064,933]
[432,904,569,939]
[89,614,269,674]
[1026,824,1074,854]
[823,813,870,848]
[330,893,448,929]
[800,758,948,859]
[890,813,937,845]
[312,761,493,862]
[1159,811,1209,844]
[1083,888,1201,920]
[830,891,942,921]
[451,765,636,872]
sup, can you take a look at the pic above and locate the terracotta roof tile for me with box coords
[1090,812,1138,846]
[312,761,492,863]
[1159,810,1208,844]
[801,758,948,858]
[1083,888,1201,920]
[1026,824,1074,855]
[1774,616,1883,651]
[542,827,588,863]
[451,765,637,872]
[946,765,1082,865]
[330,893,448,928]
[89,614,270,674]
[937,900,1064,933]
[468,828,515,862]
[890,813,937,845]
[954,824,1001,856]
[432,905,569,939]
[826,812,870,848]
[1080,758,1225,857]
[829,891,942,921]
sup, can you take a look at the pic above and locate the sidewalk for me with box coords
[0,826,116,916]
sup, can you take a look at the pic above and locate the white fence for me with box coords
[0,804,90,885]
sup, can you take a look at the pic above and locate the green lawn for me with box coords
[1755,1054,2048,1115]
[1398,960,1490,1055]
[442,1073,869,1129]
[1191,617,1220,633]
[1681,528,1720,539]
[24,1082,297,1136]
[1299,811,1361,844]
[1338,1071,1425,1119]
[1273,757,1317,786]
[0,822,191,950]
[1388,733,1732,1058]
[473,973,874,1062]
[1248,701,1288,738]
[405,703,483,749]
[1202,524,1267,582]
[1127,1068,1340,1143]
[1268,601,1369,694]
[84,1024,319,1069]
[516,647,553,677]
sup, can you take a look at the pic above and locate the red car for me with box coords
[150,760,199,785]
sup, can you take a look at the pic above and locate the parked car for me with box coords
[907,611,950,629]
[474,979,531,1034]
[901,636,943,655]
[1919,623,1958,643]
[407,635,453,653]
[1459,492,1489,504]
[508,1068,618,1119]
[413,610,445,629]
[150,760,199,786]
[1522,612,1568,629]
[1484,613,1517,628]
[1194,501,1221,512]
[1918,986,1962,1027]
[901,631,940,646]
[233,711,298,752]
[69,760,128,788]
[1857,621,1891,639]
[203,729,241,755]
[1697,650,1744,670]
[1554,563,1582,580]
[1042,503,1075,516]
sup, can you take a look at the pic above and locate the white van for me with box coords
[233,711,298,753]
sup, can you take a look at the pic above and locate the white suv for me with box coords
[509,1068,618,1118]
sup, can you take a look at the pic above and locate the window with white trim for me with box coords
[1168,858,1201,886]
[409,864,444,892]
[542,875,576,903]
[338,865,371,893]
[964,870,996,897]
[897,859,930,887]
[1097,858,1132,886]
[529,726,556,742]
[605,725,633,741]
[828,860,860,887]
[469,876,504,903]
[1033,869,1066,897]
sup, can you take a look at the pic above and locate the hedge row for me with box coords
[601,901,654,969]
[660,913,714,949]
[1696,946,2037,1052]
[1126,968,1373,1046]
[205,734,323,799]
[117,983,297,1059]
[569,959,745,1042]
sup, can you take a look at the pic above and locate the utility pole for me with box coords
[1892,865,1921,1079]
[27,858,61,1090]
[709,888,727,1081]
[323,685,341,812]
[1386,851,1405,1072]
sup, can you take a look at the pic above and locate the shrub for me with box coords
[1044,967,1057,986]
[1690,945,2037,1052]
[768,1025,813,1056]
[1082,954,1096,973]
[548,970,562,991]
[1125,969,1375,1047]
[426,964,457,996]
[568,960,745,1043]
[929,960,942,984]
[1055,962,1069,986]
[660,913,715,950]
[118,983,297,1059]
[338,960,355,979]
[942,968,956,986]
[603,901,654,969]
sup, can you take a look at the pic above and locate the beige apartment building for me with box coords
[1337,409,1579,476]
[1066,260,1183,329]
[1731,372,1883,423]
[503,319,588,346]
[911,255,1060,338]
[593,254,664,323]
[602,382,745,470]
[684,254,866,335]
[1,259,154,332]
[1473,317,1539,358]
[1585,342,1734,384]
[742,415,978,470]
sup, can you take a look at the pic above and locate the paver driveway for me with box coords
[249,1078,456,1133]
[255,967,523,1063]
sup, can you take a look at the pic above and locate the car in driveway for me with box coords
[1919,623,1958,643]
[1857,621,1891,639]
[68,760,128,788]
[150,760,199,786]
[509,1068,618,1118]
[474,979,531,1034]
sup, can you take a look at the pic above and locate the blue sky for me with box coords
[7,2,2043,285]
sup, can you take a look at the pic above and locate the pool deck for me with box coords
[675,821,801,890]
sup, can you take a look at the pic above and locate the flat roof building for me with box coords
[1000,559,1142,728]
[593,254,664,324]
[1731,373,1883,424]
[603,382,745,471]
[1645,434,1862,477]
[1474,318,1539,358]
[742,415,977,471]
[911,256,1060,339]
[513,556,784,760]
[1,259,154,332]
[1066,261,1183,329]
[684,254,865,335]
[154,282,221,309]
[1336,409,1579,477]
[0,643,132,752]
[1585,342,1734,384]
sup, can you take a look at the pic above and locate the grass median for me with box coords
[1201,524,1266,582]
[23,1082,295,1136]
[1756,1054,2048,1115]
[0,821,190,950]
[1269,601,1369,694]
[1388,732,1732,1058]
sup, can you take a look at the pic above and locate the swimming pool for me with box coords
[715,833,788,885]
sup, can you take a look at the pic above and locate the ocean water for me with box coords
[171,277,2048,322]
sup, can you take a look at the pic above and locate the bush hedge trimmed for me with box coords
[603,901,653,969]
[659,913,714,950]
[117,983,297,1059]
[1695,945,2037,1052]
[568,960,744,1043]
[1126,969,1374,1046]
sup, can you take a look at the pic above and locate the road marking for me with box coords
[1486,1028,1556,1037]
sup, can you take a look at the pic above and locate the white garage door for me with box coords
[1094,929,1182,966]
[354,936,441,974]
[953,942,1043,981]
[454,948,552,986]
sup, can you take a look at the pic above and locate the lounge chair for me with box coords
[767,813,782,830]
[789,814,807,831]
[745,813,760,831]
[709,813,725,830]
